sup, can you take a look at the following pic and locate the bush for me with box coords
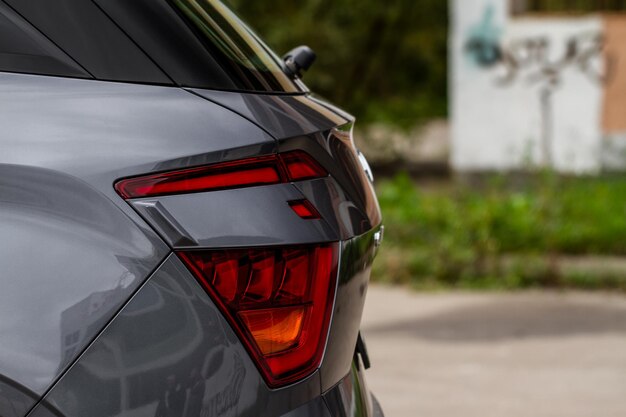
[374,173,626,289]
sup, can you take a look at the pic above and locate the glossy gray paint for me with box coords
[0,377,38,417]
[0,72,275,201]
[190,89,348,139]
[0,69,382,416]
[119,86,382,394]
[320,228,379,392]
[0,72,275,406]
[294,177,372,240]
[191,88,381,231]
[130,184,339,248]
[278,129,381,230]
[0,164,168,403]
[189,89,380,234]
[29,255,323,417]
[323,361,374,417]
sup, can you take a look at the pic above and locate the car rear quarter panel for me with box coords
[0,72,276,410]
[0,164,168,407]
[0,72,275,203]
[28,255,323,417]
[0,72,382,417]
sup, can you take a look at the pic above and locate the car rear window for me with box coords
[171,0,300,93]
[1,0,300,92]
[0,3,89,79]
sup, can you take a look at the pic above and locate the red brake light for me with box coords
[178,243,338,387]
[114,156,281,199]
[288,199,321,220]
[115,151,328,199]
[281,151,327,181]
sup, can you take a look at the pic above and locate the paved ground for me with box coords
[361,285,626,417]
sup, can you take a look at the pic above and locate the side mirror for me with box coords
[283,45,316,79]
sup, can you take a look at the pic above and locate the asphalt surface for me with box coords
[361,285,626,417]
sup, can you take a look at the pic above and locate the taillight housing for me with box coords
[178,243,338,387]
[116,151,335,385]
[114,151,327,199]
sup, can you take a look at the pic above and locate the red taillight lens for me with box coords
[288,199,321,220]
[281,151,327,181]
[178,243,338,387]
[114,156,280,199]
[115,151,328,199]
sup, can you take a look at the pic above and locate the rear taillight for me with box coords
[115,150,335,385]
[288,199,321,220]
[114,151,327,199]
[178,243,338,387]
[280,151,327,181]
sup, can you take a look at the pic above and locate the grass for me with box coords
[373,172,626,290]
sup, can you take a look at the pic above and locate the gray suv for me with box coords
[0,1,384,417]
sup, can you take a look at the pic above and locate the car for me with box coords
[0,1,384,417]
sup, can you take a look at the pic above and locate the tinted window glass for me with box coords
[0,3,88,78]
[171,0,299,92]
[6,0,170,84]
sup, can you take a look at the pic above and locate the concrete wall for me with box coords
[451,0,623,173]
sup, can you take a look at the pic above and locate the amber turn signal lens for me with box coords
[239,307,306,355]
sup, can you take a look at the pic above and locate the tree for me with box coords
[227,0,449,127]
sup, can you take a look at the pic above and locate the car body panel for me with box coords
[0,2,384,415]
[294,177,372,240]
[130,183,339,249]
[324,362,373,417]
[319,228,379,392]
[0,71,274,406]
[0,164,168,404]
[190,89,380,238]
[29,255,322,417]
[0,72,276,199]
[190,89,348,138]
[278,129,381,229]
[0,376,41,417]
[28,255,382,417]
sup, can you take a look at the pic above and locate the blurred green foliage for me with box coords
[226,1,626,128]
[226,0,626,290]
[374,173,626,290]
[227,0,448,127]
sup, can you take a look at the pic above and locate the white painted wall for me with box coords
[451,0,604,173]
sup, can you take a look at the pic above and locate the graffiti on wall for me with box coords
[465,6,613,87]
[463,5,615,166]
[467,31,612,88]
